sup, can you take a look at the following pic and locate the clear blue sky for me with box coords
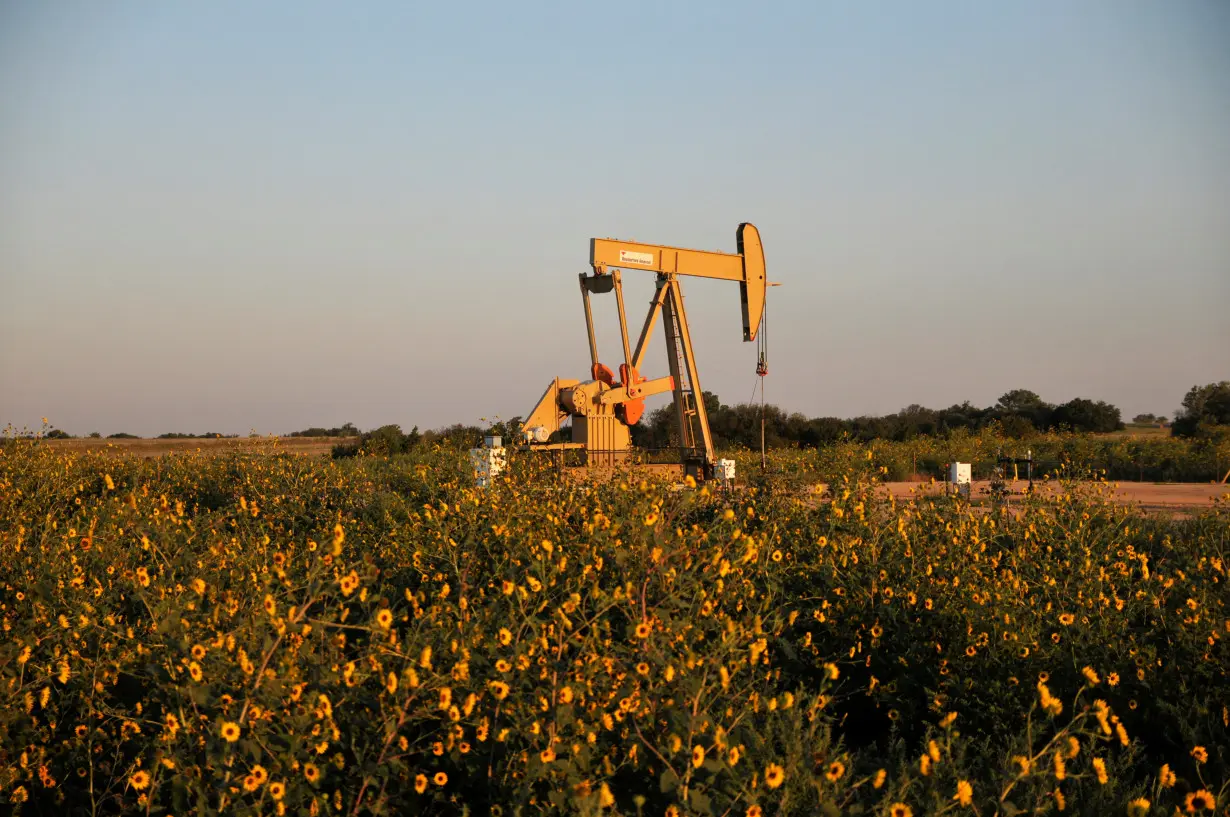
[2,1,1227,436]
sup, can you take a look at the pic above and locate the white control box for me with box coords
[469,446,507,488]
[717,459,736,481]
[949,462,971,498]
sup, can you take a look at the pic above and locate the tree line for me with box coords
[16,382,1227,452]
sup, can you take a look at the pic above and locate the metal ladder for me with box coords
[664,303,700,455]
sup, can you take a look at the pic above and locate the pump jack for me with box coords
[521,223,771,481]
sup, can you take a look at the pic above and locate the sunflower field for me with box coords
[1,440,1227,816]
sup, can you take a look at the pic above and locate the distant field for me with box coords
[1096,424,1171,438]
[42,435,355,457]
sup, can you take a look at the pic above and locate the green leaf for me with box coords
[688,788,713,815]
[659,769,678,794]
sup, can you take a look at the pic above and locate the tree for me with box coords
[996,389,1046,415]
[45,429,72,439]
[995,389,1053,429]
[1172,381,1230,437]
[334,424,424,458]
[999,415,1036,439]
[288,423,359,437]
[1050,398,1123,433]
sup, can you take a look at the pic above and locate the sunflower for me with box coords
[889,805,913,817]
[414,774,428,793]
[489,681,509,700]
[746,807,762,817]
[634,622,651,639]
[129,770,151,791]
[375,609,393,630]
[692,745,705,768]
[220,721,241,742]
[825,760,845,782]
[304,763,320,783]
[1185,790,1215,812]
[1091,757,1108,785]
[764,763,785,789]
[433,772,448,786]
[188,662,203,682]
[497,627,513,646]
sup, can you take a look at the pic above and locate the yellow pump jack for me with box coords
[521,223,771,481]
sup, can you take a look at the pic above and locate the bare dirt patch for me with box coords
[876,479,1227,513]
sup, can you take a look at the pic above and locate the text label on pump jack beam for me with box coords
[619,250,654,266]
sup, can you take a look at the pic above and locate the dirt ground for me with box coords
[876,480,1227,513]
[40,436,353,458]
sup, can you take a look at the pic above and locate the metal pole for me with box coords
[579,274,599,370]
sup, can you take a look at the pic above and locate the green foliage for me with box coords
[334,424,423,458]
[1173,382,1230,438]
[286,423,360,438]
[634,389,1136,451]
[1050,398,1123,433]
[722,427,1230,484]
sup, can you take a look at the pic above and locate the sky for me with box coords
[2,1,1228,437]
